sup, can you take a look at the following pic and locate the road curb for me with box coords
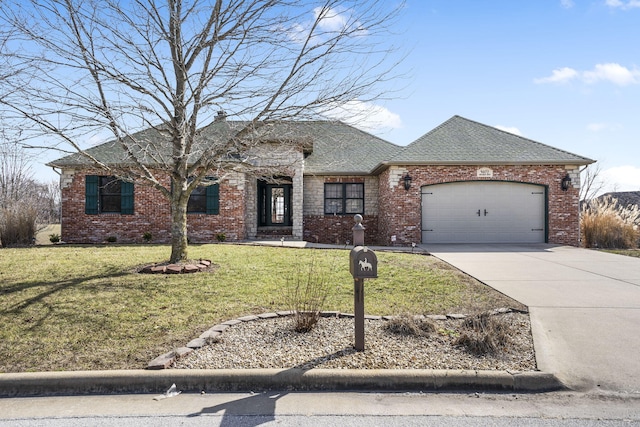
[0,369,565,397]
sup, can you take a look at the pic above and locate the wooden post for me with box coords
[354,277,365,351]
[353,214,365,351]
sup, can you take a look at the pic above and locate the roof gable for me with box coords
[389,115,594,166]
[48,120,401,175]
[48,115,595,173]
[300,121,400,174]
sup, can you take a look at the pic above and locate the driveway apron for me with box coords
[423,244,640,393]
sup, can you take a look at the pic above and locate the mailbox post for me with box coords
[349,215,377,351]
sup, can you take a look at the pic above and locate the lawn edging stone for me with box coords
[148,308,525,372]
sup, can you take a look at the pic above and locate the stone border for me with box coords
[139,259,213,274]
[0,309,565,396]
[147,308,519,370]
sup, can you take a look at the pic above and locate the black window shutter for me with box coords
[85,175,99,214]
[206,184,219,215]
[121,181,134,215]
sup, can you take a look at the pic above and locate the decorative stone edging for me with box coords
[139,259,213,274]
[147,308,519,370]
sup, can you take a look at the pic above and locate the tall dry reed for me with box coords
[581,196,640,249]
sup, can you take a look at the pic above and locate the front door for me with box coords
[258,180,292,227]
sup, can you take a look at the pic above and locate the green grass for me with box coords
[602,249,640,258]
[0,244,524,372]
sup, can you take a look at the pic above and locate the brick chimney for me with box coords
[214,110,227,122]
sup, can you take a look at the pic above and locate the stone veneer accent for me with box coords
[303,175,380,244]
[377,164,582,247]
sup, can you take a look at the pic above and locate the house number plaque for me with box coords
[477,167,494,178]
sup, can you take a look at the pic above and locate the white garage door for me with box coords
[421,181,546,244]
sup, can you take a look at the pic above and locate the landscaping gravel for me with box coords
[173,312,536,371]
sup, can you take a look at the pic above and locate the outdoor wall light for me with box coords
[403,174,412,190]
[561,174,572,191]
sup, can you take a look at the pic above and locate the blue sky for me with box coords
[369,0,640,193]
[33,0,639,194]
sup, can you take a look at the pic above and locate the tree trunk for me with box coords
[169,195,189,263]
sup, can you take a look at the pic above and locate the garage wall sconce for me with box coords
[403,174,412,190]
[561,174,572,191]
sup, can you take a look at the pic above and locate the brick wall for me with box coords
[61,163,582,247]
[303,215,380,245]
[378,164,581,247]
[60,168,247,244]
[303,175,381,244]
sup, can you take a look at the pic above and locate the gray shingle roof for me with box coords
[48,115,595,174]
[388,115,594,166]
[300,122,400,175]
[47,120,399,175]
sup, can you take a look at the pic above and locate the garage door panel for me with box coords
[421,181,545,244]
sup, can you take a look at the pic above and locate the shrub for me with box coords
[49,233,61,243]
[453,312,512,356]
[106,236,117,243]
[0,203,38,247]
[216,233,226,242]
[581,197,640,249]
[384,314,435,337]
[285,258,331,333]
[142,232,152,242]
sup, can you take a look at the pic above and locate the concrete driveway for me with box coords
[423,244,640,394]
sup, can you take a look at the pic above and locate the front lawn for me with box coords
[0,244,524,372]
[602,249,640,258]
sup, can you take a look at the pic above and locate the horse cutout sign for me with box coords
[350,246,378,279]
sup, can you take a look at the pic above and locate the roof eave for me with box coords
[372,158,596,173]
[303,170,372,176]
[378,159,596,168]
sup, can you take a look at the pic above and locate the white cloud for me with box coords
[605,0,640,9]
[534,67,579,84]
[323,100,402,132]
[583,63,640,86]
[287,23,310,45]
[535,63,640,86]
[600,165,640,192]
[560,0,575,8]
[314,7,348,32]
[587,122,622,132]
[494,125,523,136]
[287,7,365,45]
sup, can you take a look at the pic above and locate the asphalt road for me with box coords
[0,391,639,426]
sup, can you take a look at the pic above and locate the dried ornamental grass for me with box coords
[453,312,512,356]
[581,196,640,249]
[384,314,436,337]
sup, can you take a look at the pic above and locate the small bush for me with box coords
[454,312,512,356]
[384,314,435,337]
[142,232,152,242]
[581,197,640,249]
[216,233,226,242]
[106,236,117,243]
[285,258,331,333]
[49,233,61,243]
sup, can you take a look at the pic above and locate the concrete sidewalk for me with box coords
[424,244,640,394]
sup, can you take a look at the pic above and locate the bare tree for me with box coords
[0,0,403,262]
[580,163,606,202]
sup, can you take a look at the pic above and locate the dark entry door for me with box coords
[258,180,292,227]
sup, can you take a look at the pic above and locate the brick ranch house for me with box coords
[48,115,594,246]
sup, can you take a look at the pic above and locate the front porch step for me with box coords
[255,227,293,240]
